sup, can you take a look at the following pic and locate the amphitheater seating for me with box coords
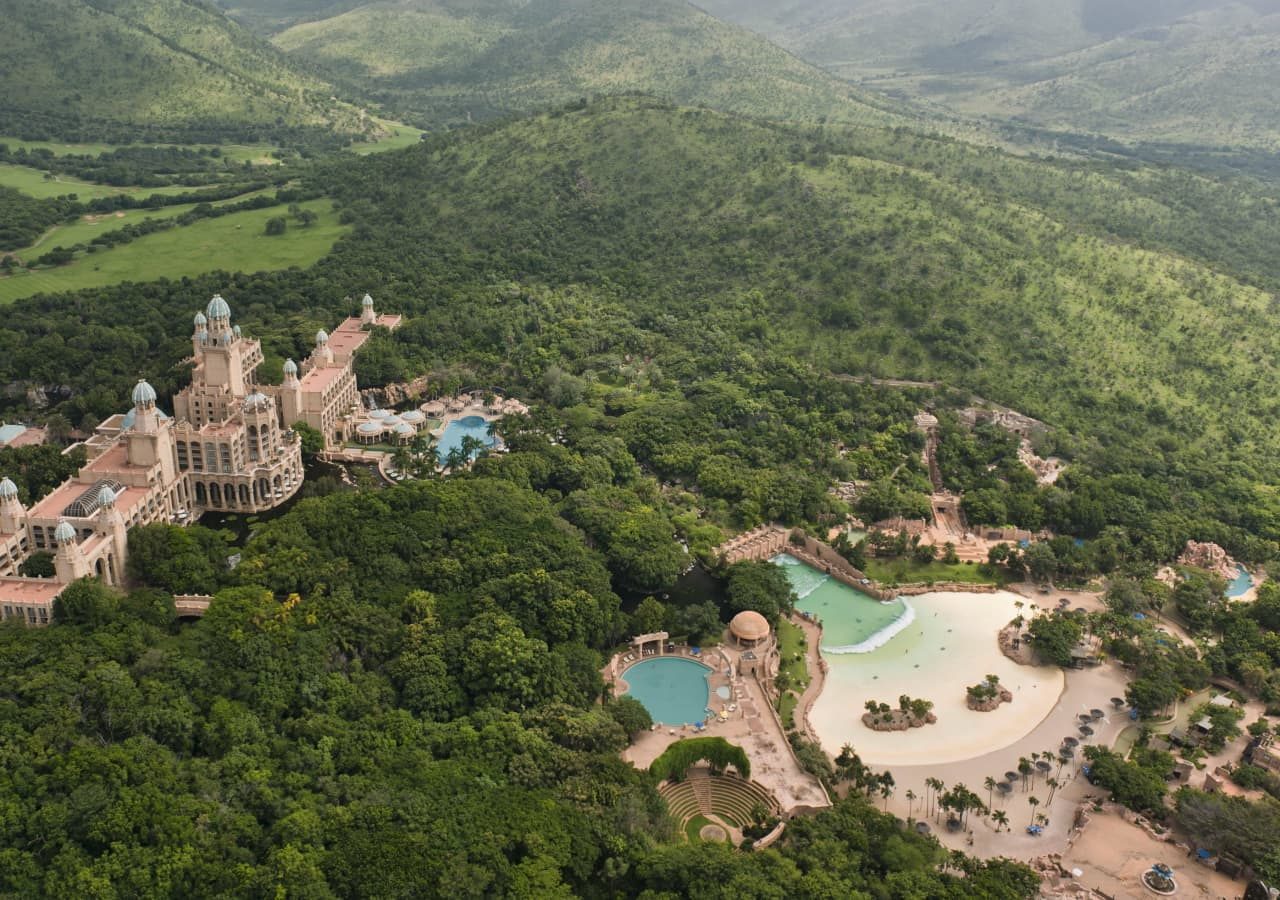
[659,770,780,835]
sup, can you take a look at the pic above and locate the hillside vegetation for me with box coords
[697,0,1280,151]
[264,0,908,128]
[6,99,1280,561]
[0,0,374,144]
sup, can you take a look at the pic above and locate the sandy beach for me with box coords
[809,590,1064,765]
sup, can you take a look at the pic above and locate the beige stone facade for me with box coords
[0,292,398,624]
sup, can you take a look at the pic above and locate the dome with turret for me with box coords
[54,520,76,543]
[316,329,329,345]
[363,294,374,307]
[283,359,298,376]
[194,311,207,326]
[0,477,17,500]
[96,486,116,508]
[132,379,157,407]
[206,294,231,320]
[244,392,271,411]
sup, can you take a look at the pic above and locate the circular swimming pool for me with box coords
[622,657,712,726]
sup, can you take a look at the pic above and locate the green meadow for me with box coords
[0,163,209,200]
[0,200,345,304]
[350,119,427,154]
[13,185,282,261]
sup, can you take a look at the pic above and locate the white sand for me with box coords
[810,590,1064,766]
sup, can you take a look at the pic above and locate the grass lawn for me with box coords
[775,618,809,729]
[684,814,722,842]
[0,163,214,200]
[351,119,427,154]
[12,186,280,261]
[0,199,346,304]
[864,557,1007,586]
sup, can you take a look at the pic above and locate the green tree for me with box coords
[725,560,795,625]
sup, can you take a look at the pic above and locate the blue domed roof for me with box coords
[244,392,270,410]
[96,486,116,508]
[357,422,383,435]
[233,325,242,338]
[283,358,298,375]
[132,379,157,406]
[394,422,414,435]
[219,331,232,346]
[362,293,374,307]
[0,477,17,500]
[54,521,76,543]
[194,311,207,326]
[207,294,231,319]
[316,329,329,345]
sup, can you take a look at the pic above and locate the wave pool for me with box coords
[774,554,911,653]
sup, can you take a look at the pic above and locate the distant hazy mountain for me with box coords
[229,0,910,128]
[695,0,1280,149]
[1,0,373,141]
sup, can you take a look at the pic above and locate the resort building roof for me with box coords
[729,610,770,642]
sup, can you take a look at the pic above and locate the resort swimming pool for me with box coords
[436,415,496,464]
[1226,565,1253,598]
[775,554,911,652]
[623,657,712,725]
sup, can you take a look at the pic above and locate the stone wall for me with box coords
[897,582,999,595]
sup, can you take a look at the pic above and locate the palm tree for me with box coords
[1027,796,1040,827]
[1018,757,1033,791]
[905,789,917,822]
[1045,777,1060,806]
[880,778,894,812]
[984,776,997,810]
[929,778,946,822]
[992,809,1009,833]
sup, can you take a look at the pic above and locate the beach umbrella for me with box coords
[916,821,931,834]
[997,782,1013,795]
[1036,760,1052,773]
[1060,748,1075,760]
[1111,697,1125,708]
[1090,708,1105,720]
[1063,736,1079,747]
[1080,725,1095,736]
[1078,713,1093,723]
[1005,771,1020,782]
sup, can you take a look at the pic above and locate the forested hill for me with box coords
[256,0,909,129]
[694,0,1280,152]
[0,0,374,144]
[7,97,1280,560]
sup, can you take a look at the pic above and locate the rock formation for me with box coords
[1178,540,1237,580]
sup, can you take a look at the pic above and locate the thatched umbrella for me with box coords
[1079,725,1095,737]
[997,782,1013,795]
[1090,708,1105,720]
[1063,736,1079,747]
[1111,697,1126,708]
[1005,771,1020,783]
[1078,713,1093,723]
[1035,760,1052,773]
[915,821,931,834]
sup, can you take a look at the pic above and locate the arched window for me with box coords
[209,483,222,506]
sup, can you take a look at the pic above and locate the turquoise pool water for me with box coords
[436,415,496,464]
[775,554,912,653]
[1226,565,1253,598]
[623,657,712,725]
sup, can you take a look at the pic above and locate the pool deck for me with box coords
[612,645,830,814]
